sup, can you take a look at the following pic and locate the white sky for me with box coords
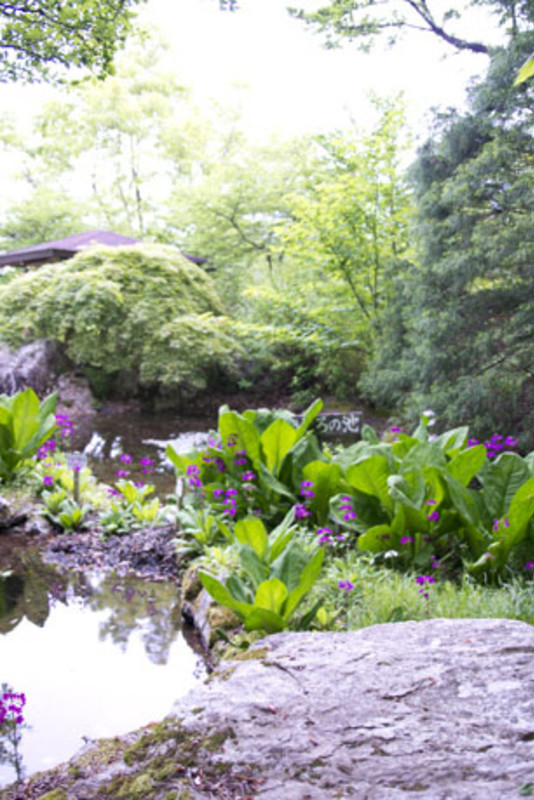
[0,0,501,207]
[135,0,497,142]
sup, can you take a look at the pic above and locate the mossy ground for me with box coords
[0,717,260,800]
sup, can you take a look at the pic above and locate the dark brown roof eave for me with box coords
[0,247,74,267]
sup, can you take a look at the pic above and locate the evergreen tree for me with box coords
[363,32,534,446]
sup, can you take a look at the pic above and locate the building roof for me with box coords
[0,230,139,267]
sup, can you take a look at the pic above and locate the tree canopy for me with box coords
[288,0,532,54]
[0,0,144,83]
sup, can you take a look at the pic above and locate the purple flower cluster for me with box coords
[55,413,74,438]
[415,574,436,599]
[339,495,357,522]
[222,488,238,516]
[338,580,354,593]
[187,464,202,488]
[425,499,440,523]
[0,691,25,727]
[467,434,518,459]
[293,480,315,522]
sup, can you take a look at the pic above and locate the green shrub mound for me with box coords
[0,244,243,399]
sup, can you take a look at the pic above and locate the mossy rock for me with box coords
[35,790,68,800]
[181,566,202,602]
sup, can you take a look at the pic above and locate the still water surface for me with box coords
[0,547,206,788]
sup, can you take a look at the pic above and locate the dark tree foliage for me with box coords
[289,0,534,55]
[362,33,534,447]
[0,0,144,83]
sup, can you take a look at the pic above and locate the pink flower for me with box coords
[42,475,54,487]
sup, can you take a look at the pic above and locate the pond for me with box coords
[0,540,207,789]
[69,411,216,496]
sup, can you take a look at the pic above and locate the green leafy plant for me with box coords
[199,515,325,633]
[0,389,57,482]
[167,398,333,526]
[99,479,164,536]
[41,490,88,532]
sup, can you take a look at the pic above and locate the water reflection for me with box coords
[0,548,206,788]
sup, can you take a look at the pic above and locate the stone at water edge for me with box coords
[170,617,534,799]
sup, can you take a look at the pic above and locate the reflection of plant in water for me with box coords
[0,554,68,634]
[88,574,181,665]
[0,685,28,782]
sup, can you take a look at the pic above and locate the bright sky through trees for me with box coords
[0,0,497,141]
[135,0,497,140]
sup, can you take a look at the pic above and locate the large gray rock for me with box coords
[172,617,534,799]
[0,339,64,396]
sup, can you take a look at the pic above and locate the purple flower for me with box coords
[107,488,120,497]
[242,471,256,481]
[525,561,534,571]
[467,438,480,448]
[338,580,354,592]
[214,458,226,473]
[140,457,153,467]
[400,536,414,544]
[294,504,311,519]
[186,464,200,476]
[431,559,440,569]
[337,534,346,542]
[415,575,436,586]
[424,499,437,506]
[202,456,212,463]
[225,488,238,497]
[234,458,248,466]
[505,436,518,447]
[339,504,354,511]
[213,488,224,499]
[134,482,145,489]
[116,469,129,479]
[119,453,133,464]
[340,495,352,502]
[300,488,315,499]
[189,476,202,488]
[390,426,402,433]
[42,475,54,487]
[317,527,333,537]
[427,511,440,523]
[343,511,357,521]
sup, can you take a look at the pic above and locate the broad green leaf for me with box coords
[357,524,393,553]
[295,398,323,438]
[165,445,190,473]
[481,453,531,520]
[199,571,253,619]
[219,410,261,470]
[524,452,534,475]
[234,517,269,558]
[387,473,425,510]
[261,418,298,476]
[226,574,254,605]
[283,547,325,620]
[271,540,309,592]
[278,434,325,490]
[515,54,534,86]
[346,456,393,512]
[442,473,486,556]
[435,426,469,455]
[244,607,286,633]
[302,460,343,524]
[10,388,40,450]
[259,463,296,500]
[399,443,446,475]
[497,475,534,559]
[238,545,271,587]
[360,423,379,444]
[255,577,288,614]
[447,444,486,486]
